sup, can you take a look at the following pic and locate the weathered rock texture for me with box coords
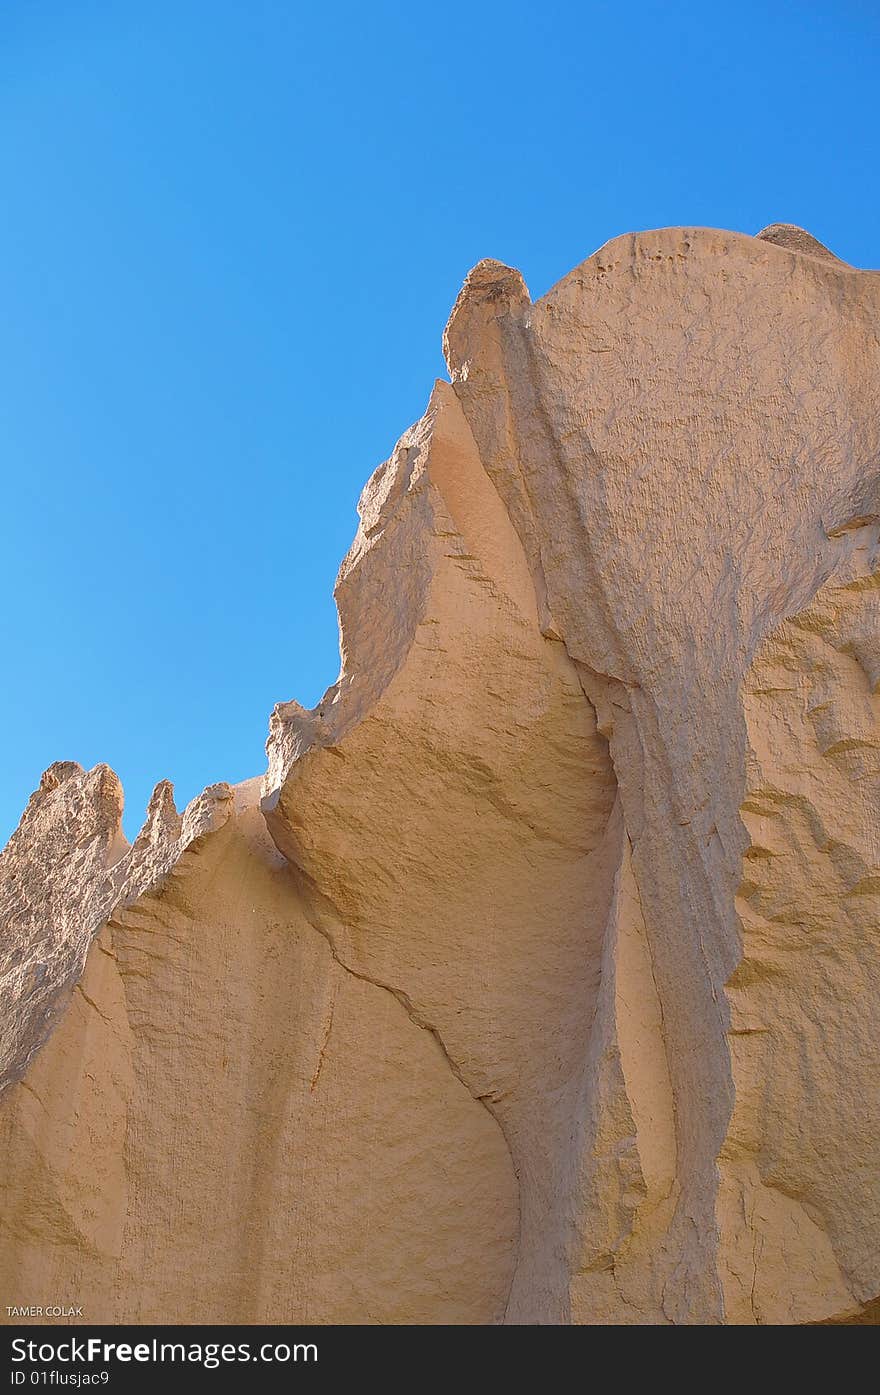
[1,224,878,1325]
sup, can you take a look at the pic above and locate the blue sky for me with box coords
[1,0,877,843]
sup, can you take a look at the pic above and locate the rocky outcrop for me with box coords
[1,225,877,1324]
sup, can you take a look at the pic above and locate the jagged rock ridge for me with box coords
[1,224,878,1325]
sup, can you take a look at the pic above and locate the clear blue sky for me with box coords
[1,1,877,844]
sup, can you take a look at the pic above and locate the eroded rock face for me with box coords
[1,225,877,1324]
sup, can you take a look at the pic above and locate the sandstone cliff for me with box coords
[1,224,878,1325]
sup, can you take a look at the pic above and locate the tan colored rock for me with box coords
[0,793,516,1324]
[0,225,877,1324]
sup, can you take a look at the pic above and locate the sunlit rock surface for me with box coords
[1,224,877,1325]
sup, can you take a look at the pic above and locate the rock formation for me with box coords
[1,224,877,1325]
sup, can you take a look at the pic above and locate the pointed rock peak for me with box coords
[443,259,529,377]
[461,258,530,304]
[39,761,85,793]
[33,762,125,833]
[143,779,182,845]
[756,223,849,265]
[180,781,235,845]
